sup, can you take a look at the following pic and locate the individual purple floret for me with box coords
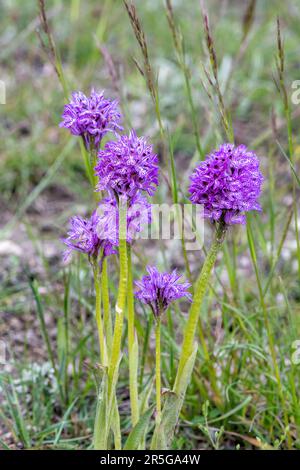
[95,130,159,199]
[62,211,117,265]
[96,193,152,245]
[135,266,192,318]
[59,90,122,149]
[189,143,264,225]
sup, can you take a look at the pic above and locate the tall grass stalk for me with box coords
[275,18,300,281]
[123,0,163,134]
[29,278,65,404]
[200,4,239,310]
[165,0,204,159]
[37,0,100,189]
[37,0,69,98]
[168,132,193,287]
[200,4,234,143]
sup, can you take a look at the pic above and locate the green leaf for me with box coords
[93,371,108,450]
[138,378,154,450]
[207,395,252,424]
[93,355,122,450]
[54,398,78,445]
[4,378,31,447]
[124,405,155,450]
[151,343,197,450]
[57,317,67,380]
[139,378,154,415]
[276,139,300,188]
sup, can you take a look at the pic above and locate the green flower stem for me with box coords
[174,221,227,393]
[89,138,99,190]
[155,317,162,425]
[102,259,122,450]
[108,198,128,384]
[107,198,128,430]
[95,199,127,450]
[93,265,106,365]
[102,257,113,357]
[127,244,140,426]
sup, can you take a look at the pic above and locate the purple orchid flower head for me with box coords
[59,89,122,149]
[62,192,151,265]
[95,130,159,200]
[135,266,192,318]
[189,143,264,225]
[62,210,117,267]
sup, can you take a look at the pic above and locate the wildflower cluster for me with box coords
[60,90,264,323]
[95,130,159,198]
[189,143,264,225]
[59,88,264,451]
[62,211,117,265]
[60,90,158,266]
[135,266,192,318]
[60,90,122,149]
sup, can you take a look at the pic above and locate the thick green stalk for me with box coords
[93,266,106,365]
[102,258,113,356]
[104,198,128,446]
[108,198,128,385]
[174,221,227,391]
[155,318,161,425]
[94,199,128,450]
[127,245,140,426]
